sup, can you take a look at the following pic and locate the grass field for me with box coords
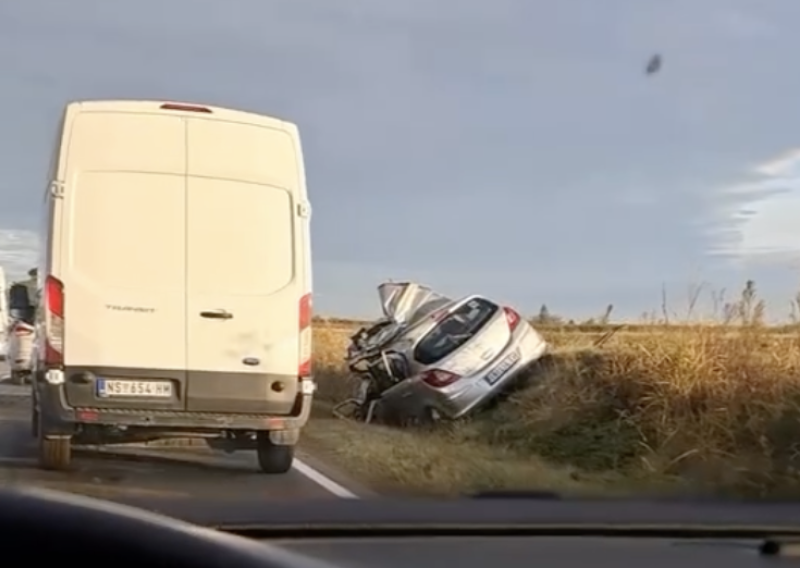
[304,286,800,498]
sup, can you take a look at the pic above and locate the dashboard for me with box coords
[5,487,800,568]
[275,536,782,568]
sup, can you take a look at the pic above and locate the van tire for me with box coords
[256,436,294,474]
[39,435,71,471]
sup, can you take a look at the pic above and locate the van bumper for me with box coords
[35,379,313,437]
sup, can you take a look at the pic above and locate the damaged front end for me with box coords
[333,281,452,425]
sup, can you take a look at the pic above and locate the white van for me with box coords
[32,100,314,472]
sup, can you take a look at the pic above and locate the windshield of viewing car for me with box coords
[2,0,800,516]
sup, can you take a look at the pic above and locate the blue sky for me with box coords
[1,0,800,320]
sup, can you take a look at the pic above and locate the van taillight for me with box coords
[298,293,312,377]
[503,307,521,331]
[159,102,212,113]
[44,275,64,366]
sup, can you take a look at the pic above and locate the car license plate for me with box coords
[97,379,173,398]
[485,349,521,385]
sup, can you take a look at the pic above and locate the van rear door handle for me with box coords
[200,309,233,320]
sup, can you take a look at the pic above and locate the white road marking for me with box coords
[292,458,359,499]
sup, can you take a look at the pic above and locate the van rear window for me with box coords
[413,298,499,365]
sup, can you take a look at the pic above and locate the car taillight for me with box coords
[421,369,461,388]
[298,293,312,377]
[45,275,64,366]
[503,307,521,330]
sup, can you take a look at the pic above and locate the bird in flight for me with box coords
[646,54,662,75]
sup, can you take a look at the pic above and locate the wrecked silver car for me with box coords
[334,282,549,425]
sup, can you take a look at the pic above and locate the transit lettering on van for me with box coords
[31,100,314,474]
[105,304,156,313]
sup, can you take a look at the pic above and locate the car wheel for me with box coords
[38,427,72,471]
[255,434,294,474]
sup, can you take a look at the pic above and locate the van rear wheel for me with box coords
[38,434,71,471]
[255,434,294,474]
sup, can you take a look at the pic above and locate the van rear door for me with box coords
[59,110,188,410]
[184,117,301,414]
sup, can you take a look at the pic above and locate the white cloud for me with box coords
[707,149,800,265]
[0,229,39,281]
[752,149,800,176]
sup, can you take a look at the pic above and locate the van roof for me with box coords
[65,99,296,131]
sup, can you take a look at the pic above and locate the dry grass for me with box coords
[305,291,800,498]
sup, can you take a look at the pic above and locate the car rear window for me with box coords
[413,298,499,365]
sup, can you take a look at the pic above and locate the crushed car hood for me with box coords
[377,281,452,325]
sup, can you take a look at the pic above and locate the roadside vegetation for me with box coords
[305,281,800,497]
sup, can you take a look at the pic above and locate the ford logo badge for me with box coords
[243,357,260,366]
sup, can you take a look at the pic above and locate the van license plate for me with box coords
[485,349,521,385]
[97,379,173,398]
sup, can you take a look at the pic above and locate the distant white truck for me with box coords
[6,279,36,384]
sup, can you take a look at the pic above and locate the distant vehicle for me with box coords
[337,282,549,425]
[32,99,314,472]
[6,282,36,384]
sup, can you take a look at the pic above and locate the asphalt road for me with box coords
[0,360,359,506]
